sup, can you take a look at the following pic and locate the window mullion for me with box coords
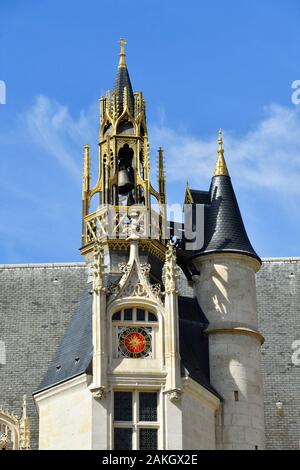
[132,390,138,450]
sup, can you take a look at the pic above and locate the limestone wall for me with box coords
[193,253,265,449]
[182,383,218,449]
[35,375,92,449]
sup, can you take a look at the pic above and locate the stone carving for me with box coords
[0,395,30,450]
[107,227,162,303]
[93,243,106,294]
[167,389,183,403]
[19,395,30,450]
[162,242,180,295]
[151,284,161,296]
[140,263,151,276]
[91,387,106,400]
[0,431,8,450]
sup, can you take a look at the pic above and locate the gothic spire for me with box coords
[191,129,260,262]
[213,129,229,177]
[113,37,134,115]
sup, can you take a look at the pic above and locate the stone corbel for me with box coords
[90,387,106,400]
[167,388,183,403]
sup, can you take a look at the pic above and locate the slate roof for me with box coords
[189,189,210,205]
[114,64,134,116]
[36,285,93,393]
[36,290,220,399]
[178,296,221,399]
[0,263,88,449]
[190,174,260,261]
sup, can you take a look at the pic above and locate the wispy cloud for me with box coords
[1,95,299,260]
[23,95,98,181]
[150,104,300,195]
[21,96,300,197]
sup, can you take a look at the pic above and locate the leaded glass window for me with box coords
[139,428,158,450]
[124,309,133,321]
[114,392,133,421]
[136,309,145,321]
[148,312,157,322]
[112,311,121,321]
[112,308,157,322]
[114,428,132,450]
[139,392,157,421]
[113,390,159,450]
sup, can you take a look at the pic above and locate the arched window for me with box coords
[116,119,134,135]
[112,308,157,323]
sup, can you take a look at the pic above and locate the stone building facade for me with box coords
[0,40,299,450]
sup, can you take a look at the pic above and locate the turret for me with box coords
[191,130,265,450]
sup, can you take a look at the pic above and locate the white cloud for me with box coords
[21,96,300,197]
[150,104,300,195]
[23,95,98,181]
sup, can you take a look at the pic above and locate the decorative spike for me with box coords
[213,128,229,177]
[112,91,119,118]
[123,86,128,109]
[82,145,90,198]
[158,147,166,205]
[105,90,111,115]
[118,37,127,68]
[22,394,27,419]
[19,395,31,450]
[158,147,165,181]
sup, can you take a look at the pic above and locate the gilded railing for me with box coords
[83,205,162,245]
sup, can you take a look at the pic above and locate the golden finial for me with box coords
[118,37,127,68]
[82,144,90,198]
[158,147,165,179]
[19,395,31,450]
[213,128,229,177]
[22,394,27,419]
[158,147,166,203]
[83,144,90,176]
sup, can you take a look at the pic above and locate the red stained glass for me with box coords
[124,332,146,353]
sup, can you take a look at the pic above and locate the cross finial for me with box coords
[218,128,223,152]
[119,37,127,68]
[213,128,229,177]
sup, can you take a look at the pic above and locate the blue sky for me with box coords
[0,0,300,262]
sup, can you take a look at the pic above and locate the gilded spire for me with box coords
[158,147,165,181]
[158,147,166,204]
[82,144,90,198]
[19,395,31,450]
[213,129,229,177]
[118,37,127,68]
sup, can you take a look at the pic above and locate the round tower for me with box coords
[192,131,265,450]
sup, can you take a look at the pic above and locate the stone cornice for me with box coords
[206,326,265,345]
[34,374,89,402]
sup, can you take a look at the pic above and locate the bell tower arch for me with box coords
[80,38,168,279]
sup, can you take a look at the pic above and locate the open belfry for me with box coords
[1,39,298,451]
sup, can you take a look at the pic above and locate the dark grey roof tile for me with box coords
[35,284,92,393]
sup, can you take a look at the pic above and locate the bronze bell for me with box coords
[118,168,134,195]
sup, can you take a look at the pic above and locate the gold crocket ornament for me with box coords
[19,395,30,450]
